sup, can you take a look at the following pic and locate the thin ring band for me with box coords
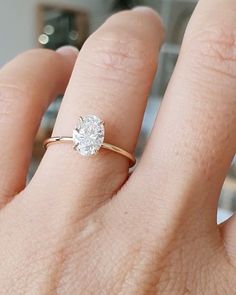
[44,136,136,167]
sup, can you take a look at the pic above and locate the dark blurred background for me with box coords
[0,0,234,222]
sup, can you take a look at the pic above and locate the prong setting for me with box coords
[75,116,84,131]
[72,115,105,156]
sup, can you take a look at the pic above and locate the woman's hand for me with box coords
[1,1,236,294]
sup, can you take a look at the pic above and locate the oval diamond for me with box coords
[73,115,105,156]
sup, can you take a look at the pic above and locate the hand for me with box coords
[1,2,236,294]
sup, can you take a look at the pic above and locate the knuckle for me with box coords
[0,82,28,99]
[20,48,58,61]
[11,49,60,75]
[0,49,57,118]
[82,29,157,82]
[0,83,29,119]
[185,24,236,80]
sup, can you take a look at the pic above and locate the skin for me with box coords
[0,1,236,294]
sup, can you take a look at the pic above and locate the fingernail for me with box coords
[56,45,79,56]
[132,6,157,14]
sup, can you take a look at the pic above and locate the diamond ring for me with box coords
[43,115,136,167]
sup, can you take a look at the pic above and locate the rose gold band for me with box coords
[43,137,136,167]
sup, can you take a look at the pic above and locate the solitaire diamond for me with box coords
[73,115,105,156]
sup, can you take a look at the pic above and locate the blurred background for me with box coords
[0,0,234,222]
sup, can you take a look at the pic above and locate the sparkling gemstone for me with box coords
[73,115,105,156]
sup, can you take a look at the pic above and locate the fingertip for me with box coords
[132,6,161,22]
[52,46,79,93]
[132,6,165,44]
[56,46,79,64]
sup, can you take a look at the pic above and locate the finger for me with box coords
[31,8,163,214]
[0,47,78,206]
[220,215,236,265]
[123,0,236,222]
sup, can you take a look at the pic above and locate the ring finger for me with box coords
[31,8,163,216]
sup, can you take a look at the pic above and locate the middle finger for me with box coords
[128,0,236,223]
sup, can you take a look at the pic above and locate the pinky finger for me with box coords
[0,47,77,207]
